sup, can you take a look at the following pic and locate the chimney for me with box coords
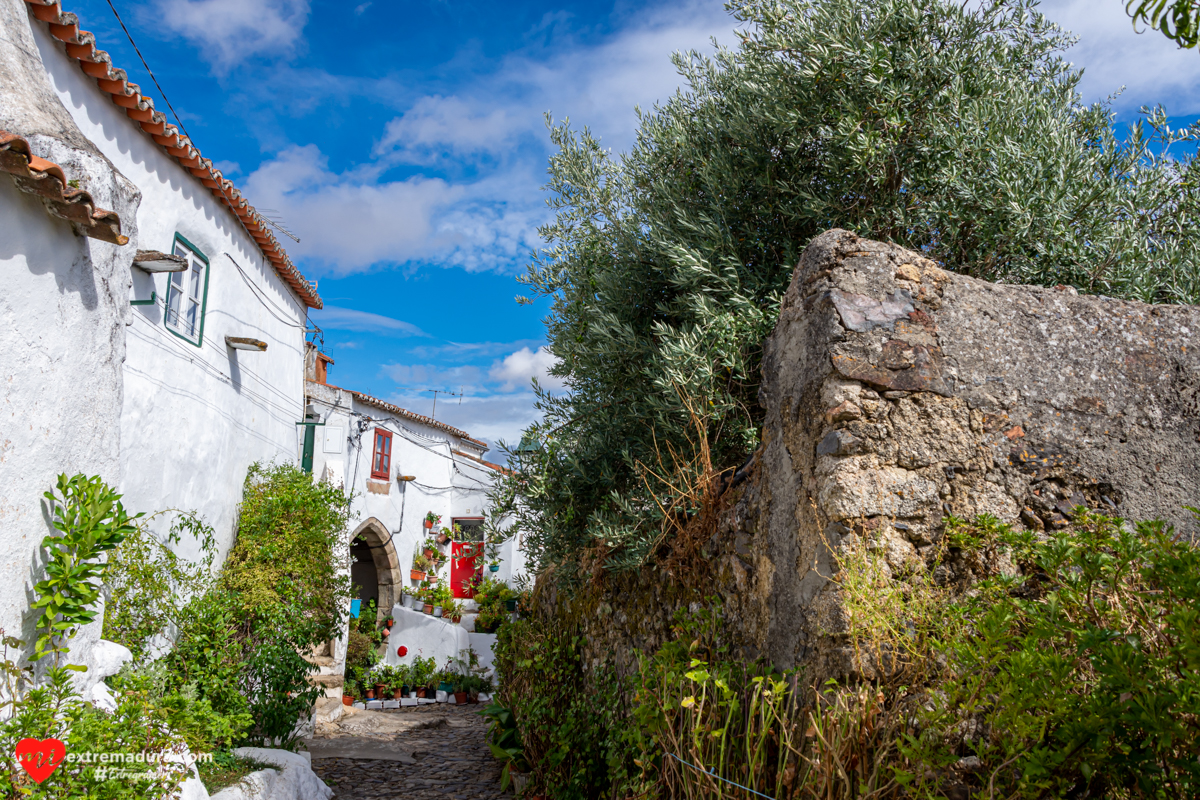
[315,352,334,385]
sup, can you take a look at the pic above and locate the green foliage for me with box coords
[495,513,1200,798]
[196,749,272,796]
[500,0,1200,576]
[0,646,190,799]
[1128,0,1200,47]
[493,620,630,799]
[103,510,216,660]
[912,512,1200,798]
[34,473,140,663]
[220,462,352,644]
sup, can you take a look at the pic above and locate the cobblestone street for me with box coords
[309,703,511,800]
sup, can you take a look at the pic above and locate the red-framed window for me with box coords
[370,428,392,479]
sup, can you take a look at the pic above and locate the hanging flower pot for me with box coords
[397,645,408,657]
[423,519,433,529]
[489,564,500,573]
[423,548,436,560]
[437,531,450,545]
[410,569,426,581]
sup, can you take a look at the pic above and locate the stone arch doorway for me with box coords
[348,518,403,620]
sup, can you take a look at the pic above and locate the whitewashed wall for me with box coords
[30,20,310,560]
[0,0,140,669]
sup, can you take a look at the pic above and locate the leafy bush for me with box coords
[494,512,1200,798]
[493,620,630,799]
[499,0,1200,576]
[103,510,216,660]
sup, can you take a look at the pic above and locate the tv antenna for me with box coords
[256,208,301,243]
[427,387,463,419]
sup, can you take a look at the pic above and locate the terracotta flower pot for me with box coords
[374,683,387,696]
[423,548,436,559]
[410,570,426,581]
[392,689,403,700]
[454,691,467,705]
[437,533,450,544]
[387,618,394,627]
[423,605,433,615]
[451,615,462,623]
[417,688,426,698]
[342,695,353,706]
[366,689,375,700]
[424,519,433,529]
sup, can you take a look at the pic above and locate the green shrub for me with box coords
[495,513,1200,799]
[493,620,630,799]
[103,509,216,660]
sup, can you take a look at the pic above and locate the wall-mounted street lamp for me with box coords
[226,336,268,352]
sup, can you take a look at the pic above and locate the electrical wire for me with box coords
[137,289,304,416]
[101,0,194,146]
[225,254,307,329]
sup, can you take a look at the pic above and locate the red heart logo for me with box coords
[15,738,65,783]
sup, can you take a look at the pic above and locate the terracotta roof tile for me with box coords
[350,390,482,444]
[0,130,127,244]
[452,449,510,474]
[23,0,322,309]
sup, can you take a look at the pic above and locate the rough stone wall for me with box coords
[546,229,1200,685]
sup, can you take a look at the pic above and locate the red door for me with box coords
[451,542,480,598]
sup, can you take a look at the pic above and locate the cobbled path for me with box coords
[311,704,511,800]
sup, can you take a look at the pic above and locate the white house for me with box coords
[1,0,319,674]
[303,348,526,689]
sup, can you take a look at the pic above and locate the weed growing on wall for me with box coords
[33,474,139,663]
[493,512,1200,798]
[103,509,217,660]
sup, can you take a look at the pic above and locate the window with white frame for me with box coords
[165,235,209,345]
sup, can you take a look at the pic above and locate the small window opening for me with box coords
[165,235,209,345]
[371,428,392,480]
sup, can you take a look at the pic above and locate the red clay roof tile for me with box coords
[0,130,127,244]
[23,0,323,309]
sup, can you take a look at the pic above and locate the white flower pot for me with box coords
[414,600,425,612]
[433,606,443,617]
[402,595,414,609]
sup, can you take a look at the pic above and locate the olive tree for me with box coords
[499,0,1200,577]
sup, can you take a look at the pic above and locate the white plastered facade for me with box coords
[304,372,527,687]
[29,12,311,563]
[0,0,311,682]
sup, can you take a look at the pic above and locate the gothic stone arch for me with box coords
[349,517,403,620]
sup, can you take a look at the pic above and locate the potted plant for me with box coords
[432,604,443,618]
[453,676,468,706]
[411,552,431,582]
[437,526,452,545]
[401,587,415,609]
[488,560,501,573]
[424,511,440,530]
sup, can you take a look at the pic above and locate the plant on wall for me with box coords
[33,473,140,664]
[103,509,217,661]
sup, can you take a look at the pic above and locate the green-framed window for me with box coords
[165,234,210,346]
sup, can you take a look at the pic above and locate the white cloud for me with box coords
[488,346,564,392]
[156,0,310,71]
[240,0,736,276]
[311,305,428,337]
[1039,0,1200,114]
[388,390,545,458]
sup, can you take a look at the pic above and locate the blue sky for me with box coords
[63,0,1200,459]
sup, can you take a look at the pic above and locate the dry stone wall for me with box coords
[544,229,1200,685]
